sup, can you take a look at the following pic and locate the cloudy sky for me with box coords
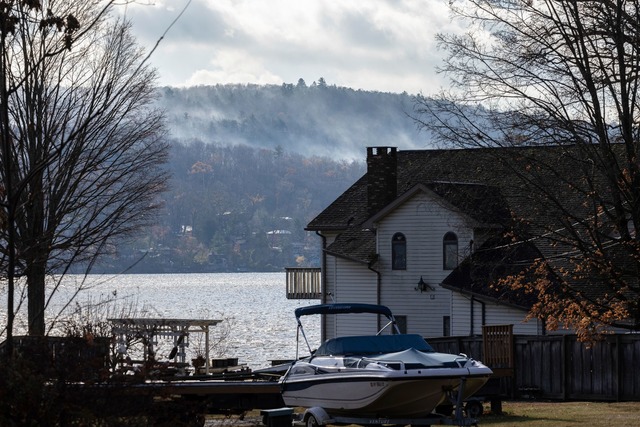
[118,0,465,95]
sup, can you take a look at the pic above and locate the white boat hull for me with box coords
[281,367,490,417]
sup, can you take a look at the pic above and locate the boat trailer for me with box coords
[262,377,480,427]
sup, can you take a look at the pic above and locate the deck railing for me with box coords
[285,267,321,299]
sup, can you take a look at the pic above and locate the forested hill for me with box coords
[98,82,432,273]
[155,80,431,160]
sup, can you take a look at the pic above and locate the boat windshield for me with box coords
[294,303,394,319]
[315,334,434,356]
[293,303,401,357]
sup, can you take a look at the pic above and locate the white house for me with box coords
[306,146,552,341]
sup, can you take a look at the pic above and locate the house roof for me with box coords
[325,226,377,265]
[309,147,541,233]
[440,237,545,309]
[306,175,369,232]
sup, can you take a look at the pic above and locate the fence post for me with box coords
[615,334,621,402]
[562,335,568,400]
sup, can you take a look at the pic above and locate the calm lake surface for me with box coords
[1,272,320,369]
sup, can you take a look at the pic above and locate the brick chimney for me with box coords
[367,147,397,217]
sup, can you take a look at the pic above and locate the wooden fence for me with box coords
[1,336,111,381]
[428,333,640,401]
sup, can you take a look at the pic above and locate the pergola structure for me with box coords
[110,318,222,375]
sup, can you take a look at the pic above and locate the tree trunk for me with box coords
[27,262,46,336]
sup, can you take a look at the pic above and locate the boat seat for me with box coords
[315,334,434,356]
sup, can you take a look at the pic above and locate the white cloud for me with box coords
[117,0,464,95]
[186,51,282,86]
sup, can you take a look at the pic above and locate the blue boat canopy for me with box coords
[294,303,394,320]
[315,334,434,356]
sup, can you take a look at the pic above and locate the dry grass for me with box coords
[478,400,640,426]
[205,401,640,426]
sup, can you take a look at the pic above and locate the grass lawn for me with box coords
[479,400,640,426]
[208,401,640,426]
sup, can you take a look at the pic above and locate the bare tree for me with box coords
[415,0,640,339]
[0,1,169,339]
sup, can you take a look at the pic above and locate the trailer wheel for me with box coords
[465,400,484,418]
[305,413,319,427]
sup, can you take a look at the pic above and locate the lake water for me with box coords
[0,272,320,369]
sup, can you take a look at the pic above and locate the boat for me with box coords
[279,303,492,418]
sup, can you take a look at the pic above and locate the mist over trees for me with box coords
[155,81,426,161]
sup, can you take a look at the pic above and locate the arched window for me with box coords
[443,232,458,270]
[392,233,406,270]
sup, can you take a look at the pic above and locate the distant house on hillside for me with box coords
[302,146,623,341]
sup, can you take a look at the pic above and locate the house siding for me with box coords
[375,192,474,337]
[323,253,337,339]
[323,255,378,340]
[451,292,543,335]
[450,292,481,336]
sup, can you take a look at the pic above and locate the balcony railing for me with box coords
[285,267,321,299]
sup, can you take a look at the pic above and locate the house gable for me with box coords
[366,182,506,230]
[374,190,474,337]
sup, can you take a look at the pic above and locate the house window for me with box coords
[443,316,451,337]
[443,232,458,270]
[392,233,406,270]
